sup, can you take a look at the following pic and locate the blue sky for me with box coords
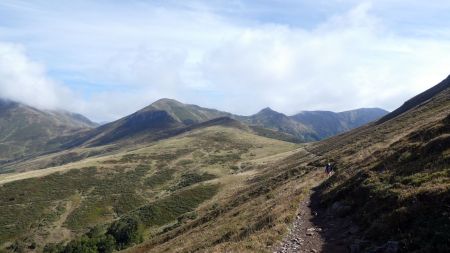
[1,0,450,121]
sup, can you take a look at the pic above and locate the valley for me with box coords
[0,77,449,253]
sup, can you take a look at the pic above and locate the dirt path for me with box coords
[274,188,358,253]
[0,166,69,185]
[0,159,98,185]
[46,195,81,243]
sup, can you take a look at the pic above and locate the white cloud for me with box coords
[198,3,450,114]
[0,42,76,109]
[0,1,450,121]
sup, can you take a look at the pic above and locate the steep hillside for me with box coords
[78,109,183,147]
[126,76,449,253]
[305,76,450,252]
[378,75,450,123]
[66,99,233,148]
[0,99,96,164]
[291,108,388,139]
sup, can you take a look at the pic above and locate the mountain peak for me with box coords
[139,98,185,114]
[257,107,278,115]
[0,98,19,108]
[151,98,184,107]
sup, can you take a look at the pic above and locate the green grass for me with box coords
[171,172,217,190]
[144,169,175,188]
[0,125,297,251]
[134,184,219,227]
[0,166,150,242]
[401,169,450,187]
[314,108,450,252]
[65,197,113,230]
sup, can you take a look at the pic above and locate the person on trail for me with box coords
[325,163,334,177]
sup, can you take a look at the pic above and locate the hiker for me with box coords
[325,163,334,177]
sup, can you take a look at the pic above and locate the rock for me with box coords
[306,227,322,233]
[306,232,314,236]
[311,249,318,253]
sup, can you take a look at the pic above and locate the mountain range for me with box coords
[0,75,448,253]
[0,97,387,167]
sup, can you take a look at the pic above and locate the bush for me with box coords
[106,216,143,249]
[43,243,65,253]
[43,228,116,253]
[171,173,217,190]
[64,235,101,253]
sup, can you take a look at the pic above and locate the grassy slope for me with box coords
[1,85,448,253]
[1,117,299,174]
[127,149,324,253]
[126,86,450,252]
[0,125,296,251]
[0,102,95,166]
[307,85,450,252]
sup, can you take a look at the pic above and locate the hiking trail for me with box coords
[274,187,359,253]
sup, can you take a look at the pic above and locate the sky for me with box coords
[1,0,450,122]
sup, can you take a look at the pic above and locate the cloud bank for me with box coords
[0,42,77,109]
[0,1,449,121]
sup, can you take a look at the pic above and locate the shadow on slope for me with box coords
[308,76,450,252]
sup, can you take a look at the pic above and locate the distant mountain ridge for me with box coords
[291,108,388,139]
[238,107,317,142]
[0,98,97,162]
[143,99,388,141]
[0,97,387,163]
[71,98,387,147]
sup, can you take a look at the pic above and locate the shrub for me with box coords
[171,172,217,190]
[106,216,143,249]
[43,243,65,253]
[43,228,116,253]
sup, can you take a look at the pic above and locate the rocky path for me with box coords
[274,189,359,253]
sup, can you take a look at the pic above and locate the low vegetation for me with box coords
[3,84,447,253]
[309,90,450,252]
[0,125,296,252]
